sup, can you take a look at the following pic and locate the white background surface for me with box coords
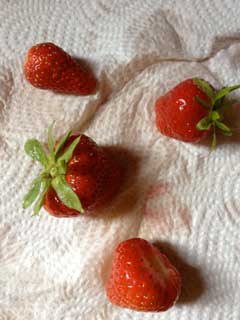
[1,0,240,319]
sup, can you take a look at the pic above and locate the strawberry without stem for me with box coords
[106,238,181,312]
[23,125,122,217]
[155,78,240,146]
[24,42,97,95]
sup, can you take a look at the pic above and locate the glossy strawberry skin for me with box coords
[155,79,211,142]
[106,238,181,312]
[24,42,97,95]
[44,134,122,217]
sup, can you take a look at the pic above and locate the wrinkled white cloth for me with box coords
[1,0,240,319]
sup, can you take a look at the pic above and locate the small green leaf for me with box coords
[23,177,43,209]
[55,129,72,156]
[215,121,232,134]
[24,139,48,168]
[51,175,83,213]
[193,78,215,100]
[57,136,81,163]
[196,117,212,131]
[213,85,240,104]
[57,160,67,175]
[33,179,51,215]
[195,96,211,109]
[210,111,221,121]
[48,122,56,160]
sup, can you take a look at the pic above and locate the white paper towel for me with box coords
[1,0,240,319]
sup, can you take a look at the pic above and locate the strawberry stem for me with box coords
[23,124,84,215]
[194,78,240,146]
[211,124,217,149]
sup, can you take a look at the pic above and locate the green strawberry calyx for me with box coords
[193,78,240,148]
[23,123,84,215]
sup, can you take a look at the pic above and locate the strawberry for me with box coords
[24,42,97,95]
[106,238,181,312]
[23,124,121,217]
[155,78,240,146]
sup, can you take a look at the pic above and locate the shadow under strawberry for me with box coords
[153,241,205,305]
[95,146,142,219]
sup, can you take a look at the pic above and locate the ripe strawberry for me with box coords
[24,42,97,95]
[23,124,121,217]
[155,78,240,146]
[106,238,181,312]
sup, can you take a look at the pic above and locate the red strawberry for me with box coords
[155,78,240,146]
[24,42,97,95]
[106,238,181,312]
[23,124,122,217]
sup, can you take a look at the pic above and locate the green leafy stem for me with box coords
[193,78,240,148]
[23,124,84,215]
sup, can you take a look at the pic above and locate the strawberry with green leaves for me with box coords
[23,125,122,217]
[155,78,240,147]
[106,238,181,312]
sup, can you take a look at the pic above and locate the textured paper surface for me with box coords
[1,0,240,319]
